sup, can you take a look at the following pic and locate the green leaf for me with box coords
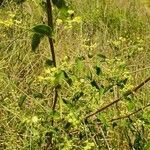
[62,71,73,86]
[54,70,65,86]
[62,98,73,108]
[64,122,72,130]
[58,7,69,20]
[18,95,27,107]
[31,33,44,52]
[112,122,117,128]
[75,56,85,71]
[139,118,150,125]
[117,78,128,89]
[52,0,67,9]
[133,133,143,150]
[48,110,60,119]
[72,91,84,102]
[45,59,54,67]
[90,80,100,90]
[127,100,135,111]
[32,24,53,37]
[104,84,114,93]
[99,86,105,97]
[98,114,108,127]
[94,66,102,76]
[33,93,44,99]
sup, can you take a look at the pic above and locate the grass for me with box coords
[0,0,150,149]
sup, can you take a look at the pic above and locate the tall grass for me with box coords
[0,0,150,149]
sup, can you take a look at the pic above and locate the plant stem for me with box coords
[84,77,150,119]
[46,0,59,121]
[46,0,56,67]
[45,1,58,149]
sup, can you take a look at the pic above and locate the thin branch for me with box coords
[110,103,150,122]
[46,0,59,120]
[45,1,58,149]
[84,77,150,120]
[46,0,56,67]
[131,77,150,93]
[46,0,58,116]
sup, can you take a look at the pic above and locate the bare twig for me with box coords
[111,103,150,122]
[84,77,150,120]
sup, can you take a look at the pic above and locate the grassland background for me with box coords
[0,0,150,149]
